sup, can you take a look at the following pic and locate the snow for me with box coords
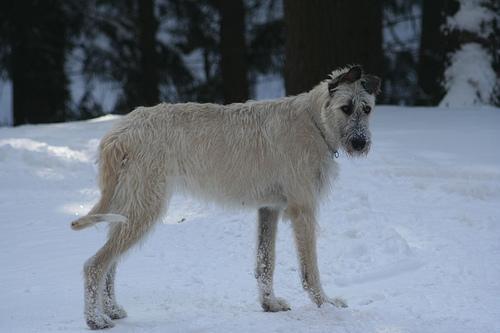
[440,0,498,107]
[446,0,495,37]
[0,80,13,126]
[1,106,500,332]
[255,74,284,100]
[440,43,497,107]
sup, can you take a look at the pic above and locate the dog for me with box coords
[71,65,381,329]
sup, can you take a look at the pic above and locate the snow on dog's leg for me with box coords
[288,204,347,308]
[84,249,116,329]
[103,262,127,320]
[84,206,165,329]
[255,207,290,312]
[83,221,155,329]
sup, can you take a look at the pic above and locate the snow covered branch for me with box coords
[440,0,499,107]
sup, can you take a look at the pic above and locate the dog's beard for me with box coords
[341,137,371,157]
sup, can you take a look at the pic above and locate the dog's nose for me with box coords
[351,138,366,151]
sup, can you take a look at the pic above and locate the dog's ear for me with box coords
[328,65,363,95]
[343,65,363,83]
[362,75,382,95]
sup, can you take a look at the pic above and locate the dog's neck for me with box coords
[306,84,340,158]
[309,111,338,158]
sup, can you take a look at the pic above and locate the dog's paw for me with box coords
[318,296,348,309]
[327,297,348,308]
[261,297,291,312]
[86,312,115,330]
[104,304,128,320]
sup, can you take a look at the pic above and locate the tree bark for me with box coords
[417,0,449,105]
[138,0,159,107]
[284,0,383,95]
[11,0,69,125]
[219,0,249,103]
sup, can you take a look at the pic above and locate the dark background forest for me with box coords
[0,0,498,126]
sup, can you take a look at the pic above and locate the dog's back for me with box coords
[105,99,330,208]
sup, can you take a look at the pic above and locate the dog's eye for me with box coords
[363,105,372,114]
[341,105,352,115]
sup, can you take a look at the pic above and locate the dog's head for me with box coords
[321,65,381,157]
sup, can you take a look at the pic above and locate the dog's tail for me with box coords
[71,214,127,230]
[70,131,128,231]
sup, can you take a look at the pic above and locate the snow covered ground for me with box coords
[1,106,499,332]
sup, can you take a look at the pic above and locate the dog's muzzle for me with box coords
[350,137,367,151]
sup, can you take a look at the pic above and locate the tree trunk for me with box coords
[417,0,448,105]
[138,0,159,107]
[219,0,249,103]
[11,0,69,125]
[284,0,383,95]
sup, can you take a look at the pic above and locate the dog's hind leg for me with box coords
[102,262,127,320]
[83,161,169,329]
[84,206,166,329]
[255,207,290,312]
[287,204,347,309]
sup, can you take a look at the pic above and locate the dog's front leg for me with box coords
[255,207,291,312]
[288,204,347,308]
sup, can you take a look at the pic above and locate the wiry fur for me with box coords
[71,65,380,329]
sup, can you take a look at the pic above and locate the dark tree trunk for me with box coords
[284,0,383,95]
[219,0,249,103]
[137,0,159,107]
[11,1,69,125]
[417,0,448,105]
